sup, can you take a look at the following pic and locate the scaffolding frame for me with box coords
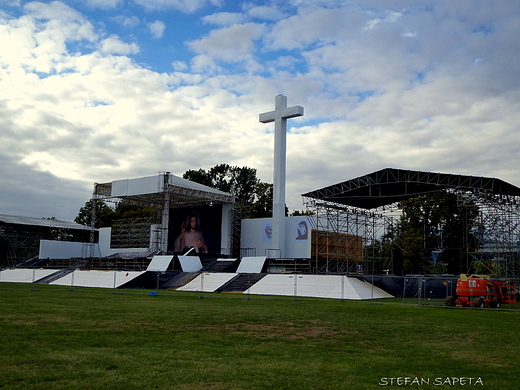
[303,192,520,277]
[1,226,92,267]
[458,192,520,278]
[1,227,46,266]
[91,172,236,256]
[304,199,391,274]
[303,168,520,278]
[110,217,156,249]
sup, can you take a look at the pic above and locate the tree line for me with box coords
[182,164,275,219]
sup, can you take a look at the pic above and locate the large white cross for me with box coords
[259,94,304,258]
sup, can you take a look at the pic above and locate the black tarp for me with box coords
[118,271,181,289]
[357,275,459,298]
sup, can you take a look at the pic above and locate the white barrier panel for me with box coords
[0,269,57,283]
[236,256,266,273]
[146,255,174,271]
[39,240,101,259]
[244,274,393,300]
[178,256,203,272]
[177,272,238,292]
[50,270,144,288]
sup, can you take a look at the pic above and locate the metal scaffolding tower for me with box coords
[303,168,520,277]
[0,215,91,267]
[458,192,520,278]
[304,199,391,274]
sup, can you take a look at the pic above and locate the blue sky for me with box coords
[1,0,520,220]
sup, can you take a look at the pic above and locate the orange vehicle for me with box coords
[445,274,516,308]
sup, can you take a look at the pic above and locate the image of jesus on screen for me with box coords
[174,211,207,253]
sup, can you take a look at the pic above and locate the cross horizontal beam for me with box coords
[259,105,304,123]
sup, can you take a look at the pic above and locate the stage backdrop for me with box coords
[241,216,312,258]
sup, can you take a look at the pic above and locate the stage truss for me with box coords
[91,172,237,256]
[304,188,520,278]
[458,192,520,278]
[303,199,393,275]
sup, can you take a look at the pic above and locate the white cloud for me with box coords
[287,0,349,6]
[202,12,247,26]
[189,54,221,73]
[99,36,139,54]
[364,11,403,31]
[87,0,123,10]
[172,60,188,71]
[244,4,286,21]
[266,55,300,70]
[111,15,140,28]
[24,1,88,24]
[0,2,96,74]
[24,1,97,44]
[0,153,91,219]
[263,7,364,50]
[0,0,21,6]
[148,20,165,38]
[133,0,223,13]
[188,23,265,62]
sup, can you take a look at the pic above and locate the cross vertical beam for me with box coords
[160,172,170,254]
[259,94,304,258]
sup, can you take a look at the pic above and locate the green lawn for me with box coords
[1,282,519,389]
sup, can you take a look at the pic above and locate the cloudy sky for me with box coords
[1,0,520,221]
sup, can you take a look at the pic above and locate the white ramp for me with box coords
[50,270,144,288]
[348,278,393,300]
[236,256,266,273]
[0,268,57,283]
[177,272,238,292]
[178,256,203,272]
[146,255,174,271]
[244,274,393,300]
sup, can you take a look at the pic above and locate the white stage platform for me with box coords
[49,270,144,288]
[0,268,57,283]
[177,272,238,293]
[1,268,393,300]
[178,256,203,272]
[236,256,266,273]
[244,274,393,300]
[146,255,174,272]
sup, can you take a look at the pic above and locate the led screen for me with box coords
[168,205,222,255]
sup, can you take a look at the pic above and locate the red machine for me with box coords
[445,274,516,308]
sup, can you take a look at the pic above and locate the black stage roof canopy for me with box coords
[302,168,520,210]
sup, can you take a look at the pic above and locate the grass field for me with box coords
[1,282,519,389]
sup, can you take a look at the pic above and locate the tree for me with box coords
[110,201,157,222]
[75,200,157,228]
[75,200,114,228]
[229,166,259,204]
[290,209,314,216]
[389,192,478,275]
[183,164,274,218]
[182,168,213,187]
[184,164,260,203]
[249,182,273,218]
